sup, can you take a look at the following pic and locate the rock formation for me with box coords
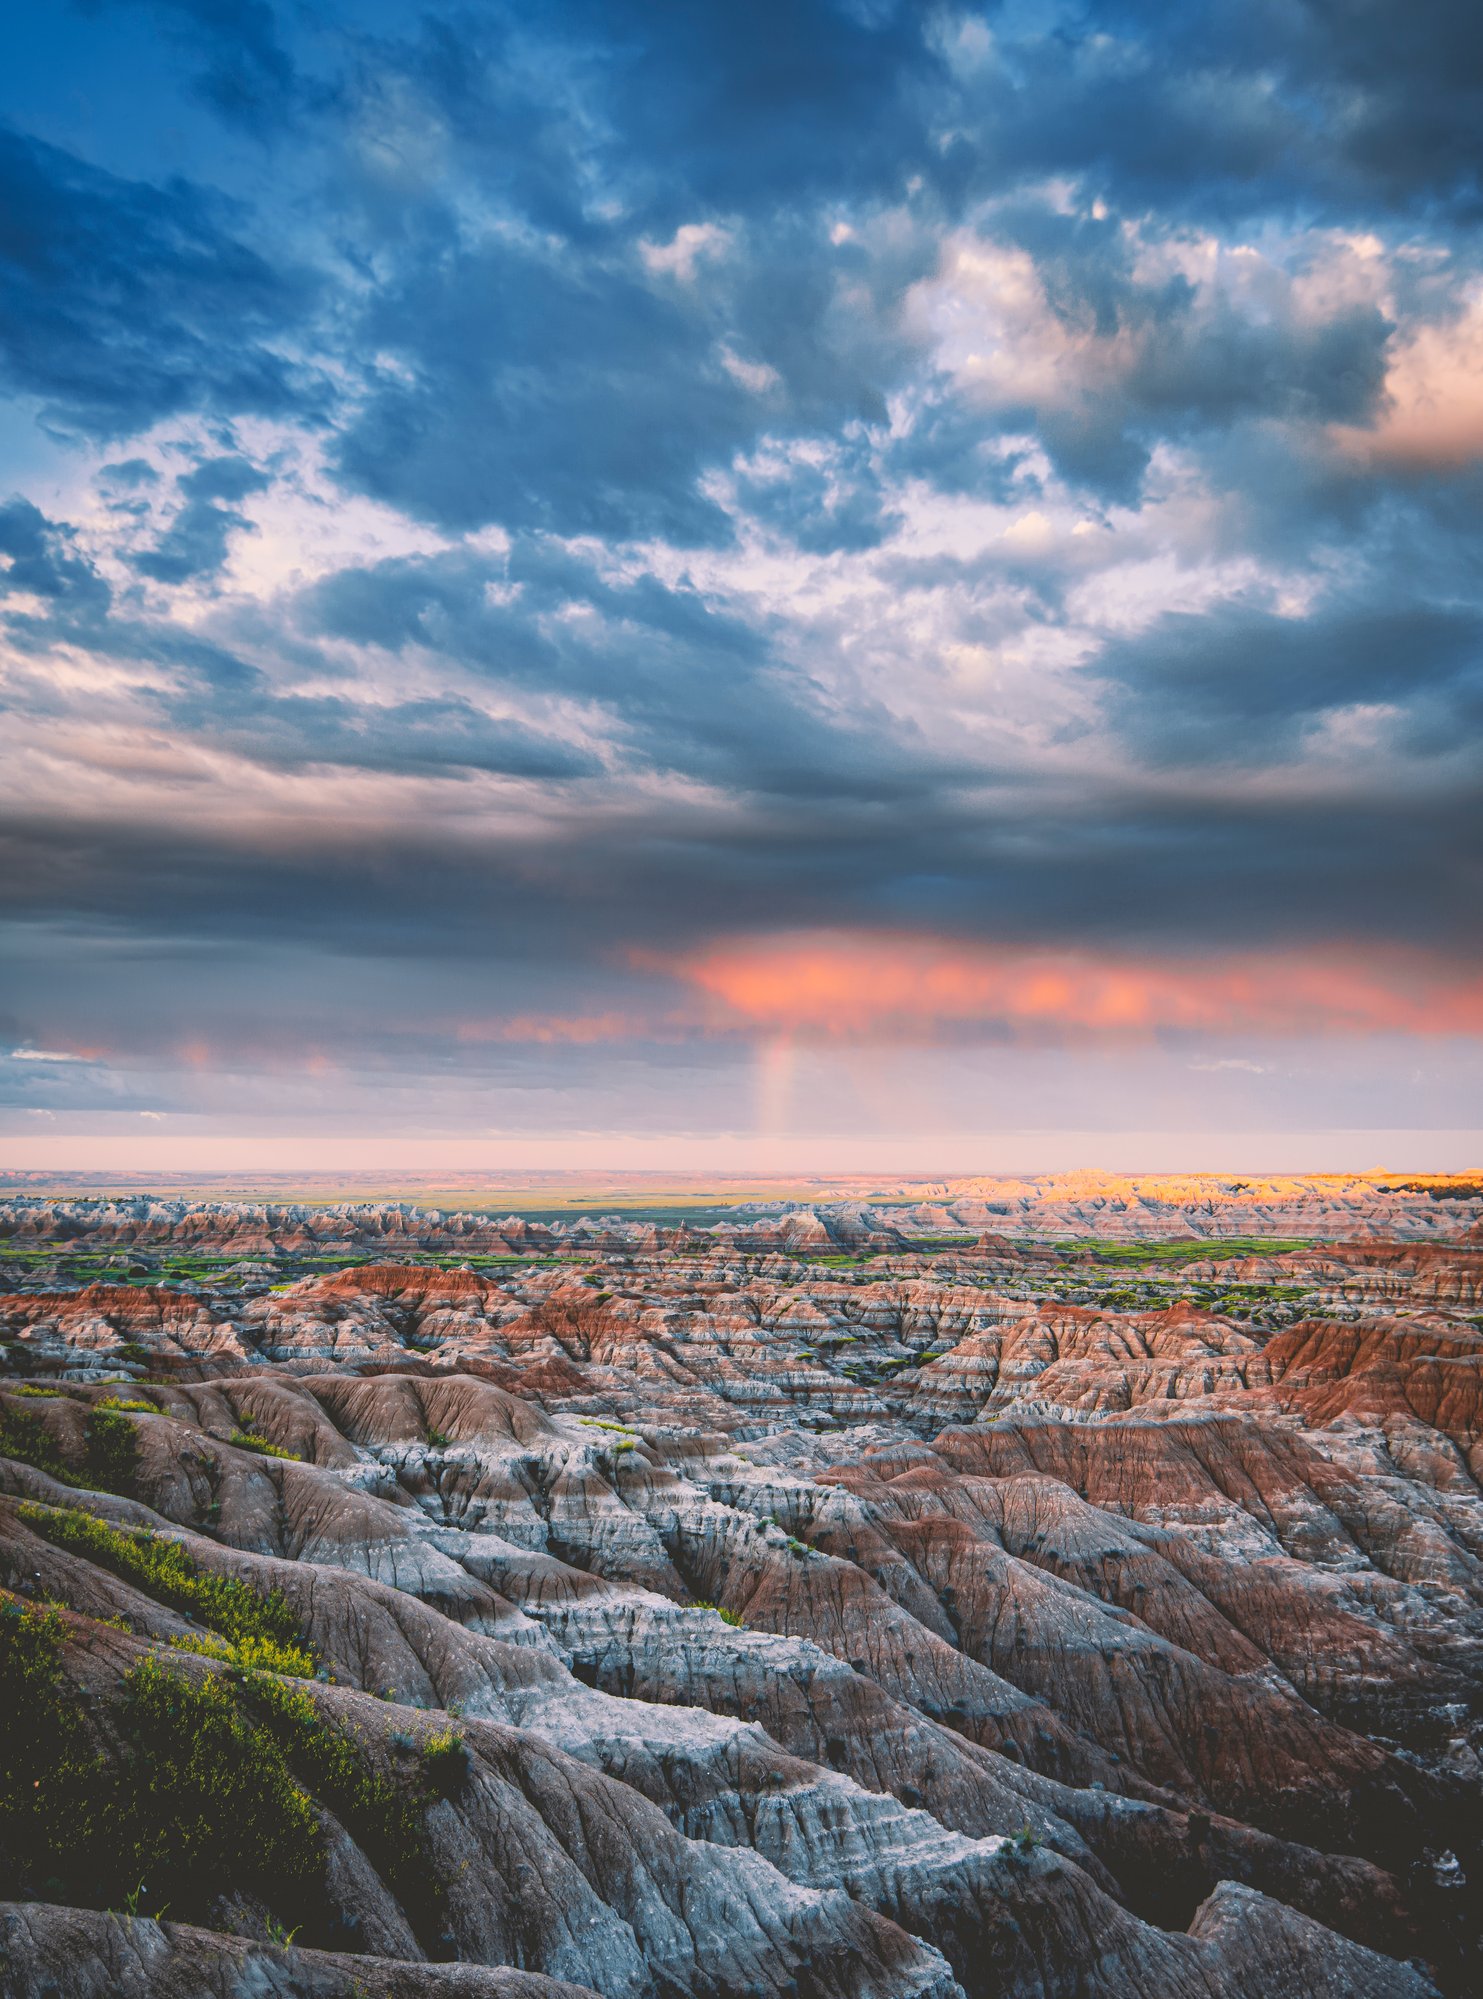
[1,1191,1479,1997]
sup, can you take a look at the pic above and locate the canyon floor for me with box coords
[1,1178,1480,1998]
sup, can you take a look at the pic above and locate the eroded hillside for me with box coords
[1,1197,1480,1998]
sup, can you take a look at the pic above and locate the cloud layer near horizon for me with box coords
[1,0,1481,1160]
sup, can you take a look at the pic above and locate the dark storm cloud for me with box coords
[915,1,1483,226]
[1100,596,1483,764]
[1157,0,1483,212]
[335,241,749,544]
[300,539,959,800]
[0,495,601,782]
[1004,202,1391,491]
[0,126,322,437]
[2,732,1478,979]
[188,690,602,781]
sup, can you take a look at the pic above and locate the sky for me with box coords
[0,0,1481,1174]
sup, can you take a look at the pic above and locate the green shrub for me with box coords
[2,1605,320,1914]
[19,1504,312,1661]
[84,1406,140,1495]
[691,1602,744,1627]
[424,1427,453,1450]
[243,1673,445,1939]
[227,1426,302,1461]
[0,1594,100,1890]
[111,1658,321,1913]
[3,1584,455,1937]
[96,1396,157,1414]
[10,1384,62,1398]
[0,1402,80,1485]
[168,1630,317,1679]
[1,1598,448,1941]
[421,1727,470,1798]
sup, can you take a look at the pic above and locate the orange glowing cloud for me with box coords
[649,932,1483,1042]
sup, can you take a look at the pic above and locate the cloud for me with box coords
[299,535,962,798]
[133,453,272,584]
[909,212,1394,496]
[456,1011,669,1047]
[1333,292,1483,471]
[0,497,111,610]
[0,127,322,438]
[1096,593,1483,764]
[652,931,1483,1043]
[640,222,732,283]
[0,0,1480,1150]
[331,203,923,542]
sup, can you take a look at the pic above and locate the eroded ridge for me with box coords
[2,1194,1480,1998]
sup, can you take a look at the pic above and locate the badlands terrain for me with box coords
[1,1174,1481,1998]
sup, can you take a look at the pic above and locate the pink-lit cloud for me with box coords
[1333,294,1483,471]
[652,932,1483,1043]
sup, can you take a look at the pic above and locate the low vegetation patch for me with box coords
[0,1594,96,1890]
[18,1503,313,1662]
[1,1602,320,1916]
[244,1673,446,1938]
[227,1425,303,1461]
[0,1400,80,1486]
[83,1405,141,1495]
[1061,1236,1312,1266]
[1,1595,449,1940]
[169,1629,318,1677]
[112,1658,323,1914]
[421,1725,471,1797]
